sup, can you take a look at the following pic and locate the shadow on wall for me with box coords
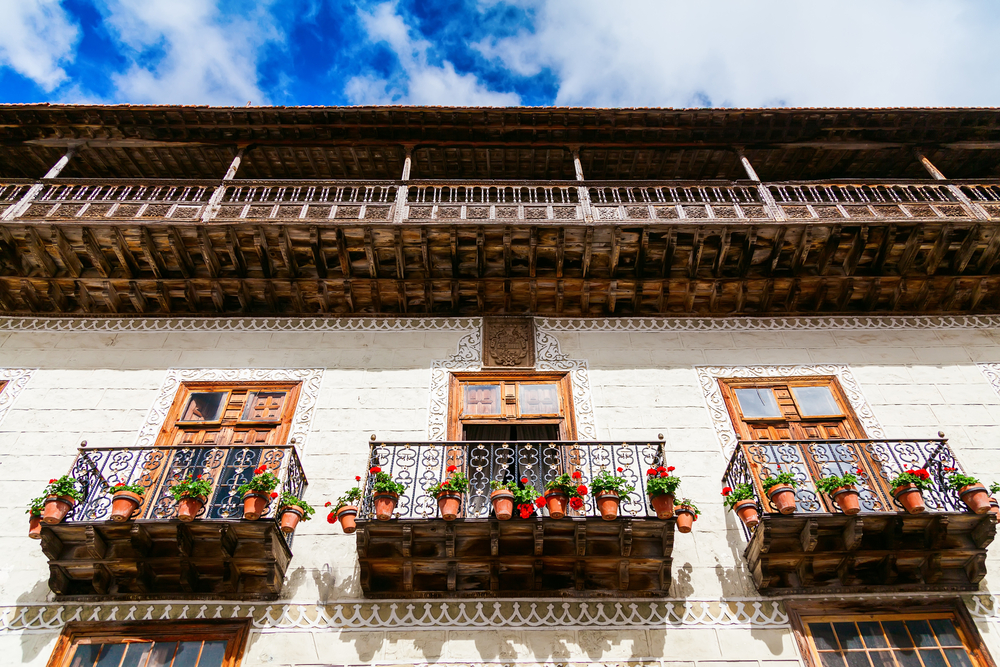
[718,510,757,598]
[18,579,56,664]
[672,561,695,597]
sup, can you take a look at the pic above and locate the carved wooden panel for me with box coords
[483,317,535,368]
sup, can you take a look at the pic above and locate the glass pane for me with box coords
[519,384,560,415]
[181,392,226,421]
[463,385,500,415]
[810,623,841,651]
[197,641,228,667]
[120,644,152,667]
[860,622,889,649]
[94,644,126,667]
[69,645,102,667]
[869,651,896,667]
[146,643,177,667]
[885,621,915,649]
[835,622,865,650]
[845,652,872,667]
[920,649,949,667]
[241,391,287,421]
[172,642,202,667]
[908,620,937,648]
[895,650,923,667]
[943,648,974,667]
[792,386,842,416]
[735,388,782,418]
[820,654,847,667]
[930,619,961,647]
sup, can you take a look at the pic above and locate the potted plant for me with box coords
[888,468,933,514]
[723,483,759,529]
[489,479,518,520]
[990,482,1000,516]
[26,496,45,539]
[645,465,680,518]
[544,471,587,519]
[327,479,363,533]
[590,467,636,521]
[109,482,145,522]
[369,466,407,521]
[674,499,700,533]
[277,492,315,533]
[41,476,83,524]
[427,465,470,521]
[814,469,861,515]
[170,474,213,522]
[236,465,280,520]
[944,468,991,514]
[761,466,798,514]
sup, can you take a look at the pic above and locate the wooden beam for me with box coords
[52,228,82,278]
[168,226,194,279]
[112,228,139,278]
[140,227,167,279]
[25,226,57,277]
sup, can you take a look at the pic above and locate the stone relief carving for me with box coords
[483,317,534,367]
[696,364,884,456]
[134,368,324,451]
[0,368,34,428]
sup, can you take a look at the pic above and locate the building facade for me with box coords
[1,105,1000,667]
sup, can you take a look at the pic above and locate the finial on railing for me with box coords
[658,433,664,441]
[938,431,946,438]
[290,437,296,444]
[371,434,377,441]
[81,440,87,447]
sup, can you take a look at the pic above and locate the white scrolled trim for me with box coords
[0,368,34,427]
[538,315,1000,331]
[534,326,597,441]
[0,317,480,332]
[977,363,1000,398]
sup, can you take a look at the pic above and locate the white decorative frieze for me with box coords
[0,317,480,332]
[977,363,1000,397]
[696,364,884,456]
[0,368,34,427]
[539,315,1000,331]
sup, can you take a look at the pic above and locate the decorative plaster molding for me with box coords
[135,368,324,451]
[0,317,480,333]
[0,368,34,427]
[538,316,1000,331]
[977,364,1000,398]
[695,364,884,456]
[427,326,483,441]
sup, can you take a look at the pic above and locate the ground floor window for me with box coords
[51,621,249,667]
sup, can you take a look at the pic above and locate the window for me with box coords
[447,372,575,440]
[49,622,249,667]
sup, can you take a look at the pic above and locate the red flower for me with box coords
[114,482,125,487]
[49,479,57,484]
[535,496,546,508]
[776,464,782,470]
[667,466,675,472]
[447,465,457,473]
[656,466,666,473]
[521,477,529,484]
[270,492,278,499]
[944,467,956,472]
[355,476,361,482]
[326,512,336,523]
[255,465,267,474]
[856,468,864,475]
[569,497,584,510]
[370,466,381,474]
[616,467,623,472]
[722,486,732,496]
[195,475,202,480]
[659,471,668,478]
[572,471,582,480]
[577,484,588,495]
[325,501,332,507]
[647,468,656,476]
[519,505,531,519]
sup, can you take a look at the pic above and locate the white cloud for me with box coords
[0,0,79,91]
[476,0,1000,108]
[346,1,520,106]
[99,0,281,105]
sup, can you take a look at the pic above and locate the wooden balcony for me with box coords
[40,443,307,601]
[722,438,996,596]
[356,440,674,598]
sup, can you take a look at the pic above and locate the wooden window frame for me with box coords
[46,620,251,667]
[447,370,576,440]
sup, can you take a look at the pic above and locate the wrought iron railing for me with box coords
[722,437,968,539]
[64,443,307,544]
[361,441,665,520]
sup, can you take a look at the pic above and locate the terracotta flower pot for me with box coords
[490,489,514,520]
[242,492,269,521]
[545,490,569,519]
[675,507,697,533]
[990,498,999,516]
[767,484,797,514]
[831,486,861,515]
[733,499,760,529]
[595,490,620,521]
[649,493,674,519]
[28,514,42,539]
[337,505,358,533]
[892,483,926,514]
[176,495,206,522]
[41,495,76,525]
[279,505,304,533]
[437,491,463,521]
[110,490,142,522]
[960,484,992,515]
[373,492,398,521]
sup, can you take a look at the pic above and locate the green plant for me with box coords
[943,468,980,489]
[428,466,470,495]
[645,465,680,497]
[491,477,545,517]
[990,482,1000,496]
[545,472,588,499]
[368,466,407,496]
[760,467,798,492]
[236,465,280,497]
[721,483,755,510]
[814,470,859,496]
[675,498,700,515]
[278,492,315,520]
[888,468,934,492]
[590,468,636,496]
[110,482,146,496]
[169,475,213,501]
[44,475,83,502]
[26,496,45,517]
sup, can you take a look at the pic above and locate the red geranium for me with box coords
[646,468,656,476]
[534,496,546,508]
[326,512,336,524]
[447,465,457,473]
[656,466,666,473]
[857,468,864,475]
[569,497,584,510]
[270,491,278,499]
[325,501,332,507]
[49,479,57,483]
[572,471,582,480]
[667,466,675,472]
[519,505,532,519]
[370,466,381,474]
[576,484,588,495]
[355,475,361,482]
[255,465,267,474]
[521,477,529,484]
[912,468,931,480]
[617,467,623,472]
[722,486,733,496]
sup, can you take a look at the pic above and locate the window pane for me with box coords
[845,652,872,667]
[735,388,782,418]
[171,642,203,667]
[859,622,889,649]
[791,386,842,416]
[94,644,126,667]
[908,620,937,648]
[835,622,865,650]
[120,644,152,667]
[810,623,840,651]
[463,385,500,415]
[181,392,226,422]
[868,651,896,667]
[820,654,847,667]
[519,384,560,415]
[895,650,923,667]
[920,649,949,667]
[943,648,974,667]
[146,642,177,667]
[197,641,227,667]
[241,391,287,421]
[69,645,102,667]
[884,621,915,649]
[930,619,961,647]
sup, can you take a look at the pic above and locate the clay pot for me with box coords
[437,491,463,521]
[545,490,569,519]
[28,514,42,539]
[733,499,760,529]
[768,484,797,514]
[892,483,926,514]
[279,505,304,533]
[649,493,675,519]
[675,507,697,533]
[373,492,398,521]
[41,495,76,525]
[490,489,514,520]
[595,490,620,521]
[990,498,999,516]
[960,484,992,515]
[337,505,358,533]
[242,492,269,521]
[176,495,206,522]
[110,490,142,522]
[831,486,861,515]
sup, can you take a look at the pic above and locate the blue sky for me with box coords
[1,0,999,108]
